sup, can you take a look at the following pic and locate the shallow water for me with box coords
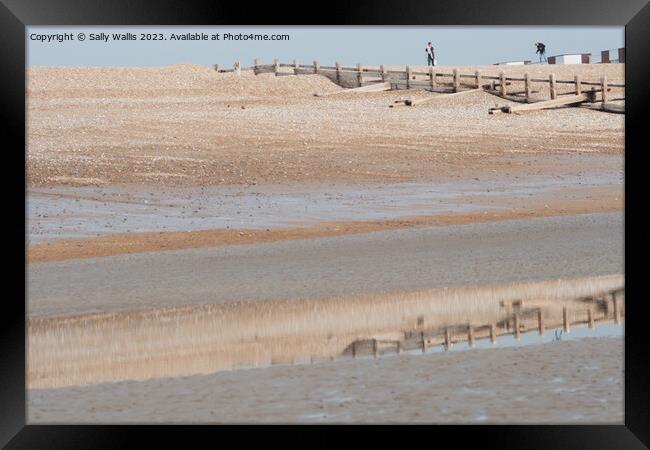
[27,171,621,244]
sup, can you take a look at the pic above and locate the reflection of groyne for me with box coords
[342,287,624,358]
[28,275,624,388]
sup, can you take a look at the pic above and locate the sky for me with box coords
[27,26,624,67]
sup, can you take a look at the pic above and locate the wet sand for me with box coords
[27,212,623,317]
[28,335,623,424]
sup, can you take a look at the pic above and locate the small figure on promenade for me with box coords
[535,42,547,63]
[426,42,436,66]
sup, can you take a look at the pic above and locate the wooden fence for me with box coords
[214,59,625,113]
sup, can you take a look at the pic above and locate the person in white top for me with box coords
[425,42,436,66]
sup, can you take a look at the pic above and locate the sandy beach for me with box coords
[26,63,624,423]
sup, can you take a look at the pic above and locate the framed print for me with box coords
[1,0,648,447]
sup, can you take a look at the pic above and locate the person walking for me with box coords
[535,42,547,63]
[426,42,436,66]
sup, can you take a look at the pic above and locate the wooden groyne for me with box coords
[215,59,625,114]
[342,287,624,359]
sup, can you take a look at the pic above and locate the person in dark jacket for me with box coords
[535,42,547,63]
[426,42,436,66]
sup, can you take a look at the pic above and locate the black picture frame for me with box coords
[2,0,648,447]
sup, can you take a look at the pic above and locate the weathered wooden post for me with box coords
[335,61,341,85]
[468,325,475,348]
[421,331,427,353]
[574,74,582,95]
[313,60,319,74]
[444,328,452,350]
[537,308,544,336]
[234,61,241,76]
[563,306,570,333]
[588,307,595,328]
[601,76,608,103]
[213,64,220,72]
[373,339,379,358]
[293,59,299,75]
[406,65,412,89]
[453,68,460,92]
[524,72,531,101]
[513,313,521,340]
[380,64,387,82]
[429,67,435,88]
[490,323,497,343]
[352,341,357,359]
[396,341,402,354]
[549,73,557,100]
[357,63,363,87]
[499,72,507,96]
[253,58,260,75]
[273,58,279,76]
[613,291,621,324]
[475,70,481,89]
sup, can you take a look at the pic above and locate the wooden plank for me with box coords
[563,306,570,333]
[421,331,427,353]
[513,313,521,340]
[315,81,391,97]
[499,72,507,96]
[549,73,557,99]
[490,323,497,343]
[492,93,590,114]
[404,88,482,106]
[613,292,621,324]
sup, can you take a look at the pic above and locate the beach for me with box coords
[26,63,624,423]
